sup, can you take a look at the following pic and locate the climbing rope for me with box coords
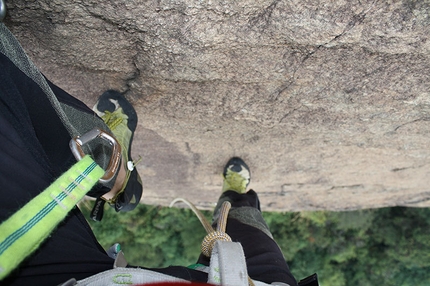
[169,198,255,286]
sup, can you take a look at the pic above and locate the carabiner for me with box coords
[0,0,6,22]
[69,128,122,184]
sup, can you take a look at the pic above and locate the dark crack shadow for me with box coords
[393,117,430,132]
[248,0,282,30]
[271,1,377,101]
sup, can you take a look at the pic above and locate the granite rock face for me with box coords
[5,0,430,211]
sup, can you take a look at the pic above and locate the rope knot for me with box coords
[201,231,232,257]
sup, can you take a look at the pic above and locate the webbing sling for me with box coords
[0,156,104,280]
[0,22,122,280]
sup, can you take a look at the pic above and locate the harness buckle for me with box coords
[69,128,121,184]
[0,0,6,22]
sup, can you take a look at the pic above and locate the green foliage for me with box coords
[80,202,209,267]
[81,202,430,286]
[270,208,430,286]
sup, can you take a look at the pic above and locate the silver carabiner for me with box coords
[69,128,122,184]
[0,0,6,22]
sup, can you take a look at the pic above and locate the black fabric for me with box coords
[0,53,73,177]
[47,80,96,117]
[221,189,261,210]
[0,55,54,179]
[0,54,114,286]
[197,190,298,286]
[0,114,115,286]
[226,219,297,285]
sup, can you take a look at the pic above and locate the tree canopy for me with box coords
[80,202,430,286]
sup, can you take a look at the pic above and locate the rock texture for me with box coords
[5,0,430,211]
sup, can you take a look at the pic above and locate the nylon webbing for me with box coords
[0,155,104,279]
